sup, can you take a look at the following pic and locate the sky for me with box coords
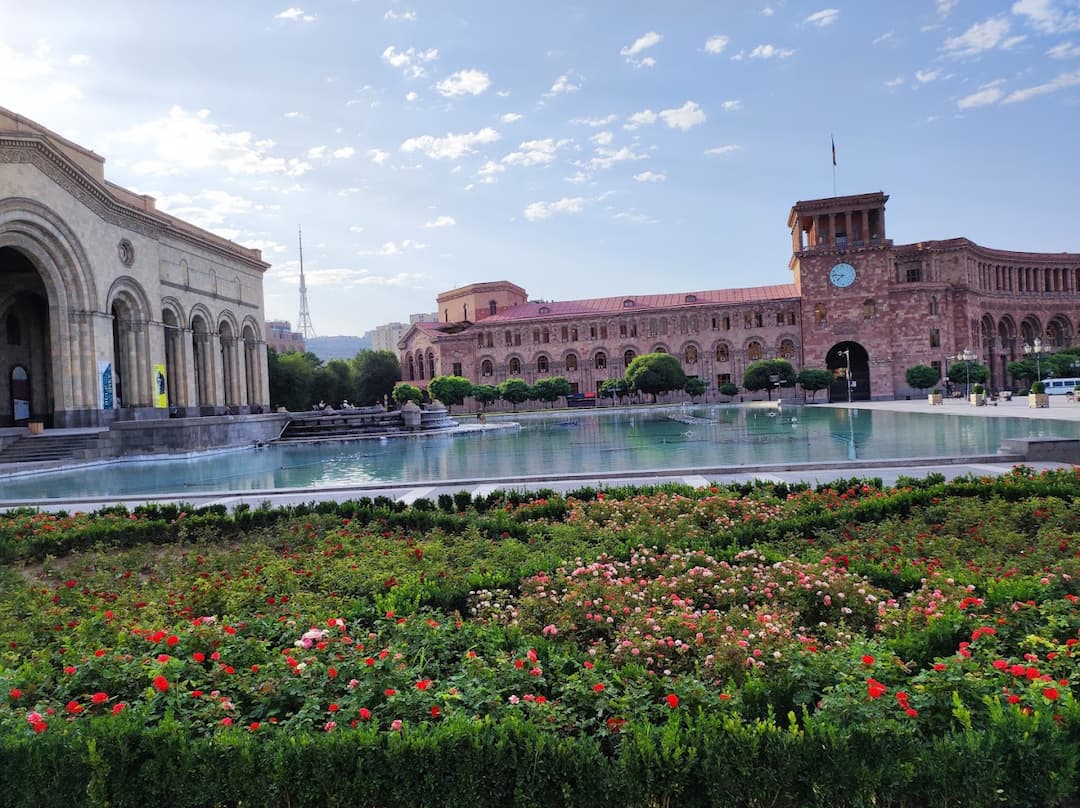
[2,1,1079,337]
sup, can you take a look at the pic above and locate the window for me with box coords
[590,325,597,339]
[747,341,764,361]
[5,314,20,346]
[929,328,940,348]
[537,356,549,373]
[452,362,462,376]
[744,313,752,328]
[629,323,637,337]
[542,328,550,343]
[407,355,415,380]
[685,294,697,303]
[723,316,731,331]
[930,360,942,377]
[780,339,795,359]
[717,373,732,386]
[595,352,607,370]
[481,359,494,377]
[565,354,578,371]
[929,296,939,316]
[427,353,435,378]
[787,311,796,326]
[716,344,729,362]
[684,345,698,364]
[505,330,513,347]
[533,329,540,344]
[660,319,668,336]
[561,326,569,341]
[776,312,784,326]
[478,334,485,347]
[514,332,521,346]
[570,327,578,341]
[623,349,636,367]
[814,304,827,324]
[489,300,497,315]
[417,354,425,380]
[623,299,635,308]
[620,323,627,337]
[599,326,608,339]
[906,266,922,283]
[509,357,521,375]
[538,306,551,315]
[863,299,876,319]
[486,333,493,348]
[754,313,763,328]
[712,317,719,330]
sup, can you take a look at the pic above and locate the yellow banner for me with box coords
[153,364,168,409]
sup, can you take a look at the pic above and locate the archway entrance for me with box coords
[0,247,52,426]
[826,341,871,402]
[10,365,29,424]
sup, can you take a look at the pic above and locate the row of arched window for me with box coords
[405,352,436,381]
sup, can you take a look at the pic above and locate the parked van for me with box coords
[1042,378,1080,396]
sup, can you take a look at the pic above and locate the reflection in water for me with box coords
[1,405,1075,501]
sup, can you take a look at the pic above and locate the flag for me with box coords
[831,135,836,167]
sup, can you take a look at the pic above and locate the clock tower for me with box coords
[789,192,894,400]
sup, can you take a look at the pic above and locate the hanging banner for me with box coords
[100,362,114,410]
[153,364,168,409]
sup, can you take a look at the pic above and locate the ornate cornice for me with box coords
[0,135,269,272]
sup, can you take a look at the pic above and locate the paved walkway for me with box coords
[2,395,1076,513]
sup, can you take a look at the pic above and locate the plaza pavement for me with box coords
[2,394,1077,513]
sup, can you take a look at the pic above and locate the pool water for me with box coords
[0,405,1073,501]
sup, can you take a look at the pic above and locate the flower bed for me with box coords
[1,467,1079,806]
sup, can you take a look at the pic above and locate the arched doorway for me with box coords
[826,341,870,402]
[0,248,53,426]
[191,313,213,410]
[10,365,30,424]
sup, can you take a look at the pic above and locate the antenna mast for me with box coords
[296,225,316,339]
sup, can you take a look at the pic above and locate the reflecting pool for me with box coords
[1,405,1075,501]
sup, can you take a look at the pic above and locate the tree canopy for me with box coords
[743,359,796,400]
[471,384,500,410]
[904,364,941,393]
[795,368,833,402]
[498,378,532,410]
[429,375,474,412]
[392,382,423,406]
[354,350,401,406]
[625,353,687,402]
[684,377,707,401]
[533,376,572,407]
[947,360,990,389]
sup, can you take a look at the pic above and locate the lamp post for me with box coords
[839,349,852,403]
[1023,337,1045,384]
[957,348,975,397]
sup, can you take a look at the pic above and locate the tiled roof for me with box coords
[482,284,799,322]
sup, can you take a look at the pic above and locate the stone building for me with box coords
[0,107,270,427]
[399,191,1080,402]
[266,320,305,355]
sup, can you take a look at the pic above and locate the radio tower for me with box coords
[296,225,316,338]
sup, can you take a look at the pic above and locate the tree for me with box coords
[312,359,357,408]
[533,376,571,407]
[904,364,940,394]
[1006,359,1038,388]
[625,353,687,403]
[743,359,796,400]
[471,384,500,410]
[684,377,707,401]
[1047,348,1080,379]
[600,377,629,404]
[428,375,474,412]
[947,360,989,390]
[354,350,401,406]
[267,347,319,411]
[392,382,423,406]
[718,382,740,401]
[795,368,832,402]
[499,378,531,411]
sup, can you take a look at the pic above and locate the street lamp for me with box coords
[1023,337,1045,383]
[839,349,852,404]
[957,348,975,397]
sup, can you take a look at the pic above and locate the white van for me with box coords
[1042,378,1080,396]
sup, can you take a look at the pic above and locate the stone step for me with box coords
[0,434,102,464]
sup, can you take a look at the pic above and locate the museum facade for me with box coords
[0,107,270,427]
[399,192,1080,402]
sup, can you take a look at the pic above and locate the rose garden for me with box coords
[1,467,1079,806]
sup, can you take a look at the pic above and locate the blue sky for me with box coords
[2,1,1079,336]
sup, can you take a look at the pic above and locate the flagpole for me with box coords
[831,134,837,197]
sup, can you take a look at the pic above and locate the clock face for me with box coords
[829,262,857,288]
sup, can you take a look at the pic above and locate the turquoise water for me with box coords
[0,405,1074,502]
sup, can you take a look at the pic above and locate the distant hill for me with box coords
[306,335,371,361]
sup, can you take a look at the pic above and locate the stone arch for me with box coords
[426,351,435,378]
[593,350,608,370]
[480,358,494,378]
[189,305,215,408]
[1046,314,1072,349]
[1020,315,1042,346]
[650,343,670,355]
[507,356,522,375]
[778,337,797,360]
[107,276,154,409]
[825,341,870,402]
[714,341,731,363]
[241,316,264,412]
[217,311,241,409]
[406,354,416,381]
[681,342,700,365]
[563,352,579,372]
[414,349,426,380]
[745,339,764,361]
[621,348,636,369]
[0,199,100,425]
[536,354,550,374]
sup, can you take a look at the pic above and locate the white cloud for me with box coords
[565,171,588,184]
[523,197,585,221]
[633,170,665,182]
[358,239,427,257]
[591,131,614,146]
[399,127,500,160]
[585,145,648,170]
[957,79,1006,108]
[916,68,943,82]
[275,7,316,21]
[381,45,439,78]
[762,7,775,15]
[737,44,797,59]
[0,41,83,113]
[659,100,706,130]
[548,73,582,94]
[805,9,840,27]
[332,146,355,159]
[501,112,524,123]
[721,99,742,111]
[873,32,895,44]
[885,75,905,87]
[573,114,616,127]
[307,145,326,159]
[349,225,365,233]
[67,53,89,66]
[384,9,417,22]
[111,106,311,177]
[612,211,658,225]
[284,111,301,118]
[405,90,419,101]
[369,148,390,165]
[436,68,491,97]
[502,138,563,167]
[704,35,730,54]
[943,17,1019,57]
[1013,0,1080,34]
[1003,68,1080,102]
[621,31,662,66]
[624,109,657,129]
[424,215,456,228]
[154,189,262,230]
[705,144,742,156]
[477,160,505,183]
[1048,40,1080,57]
[937,0,959,16]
